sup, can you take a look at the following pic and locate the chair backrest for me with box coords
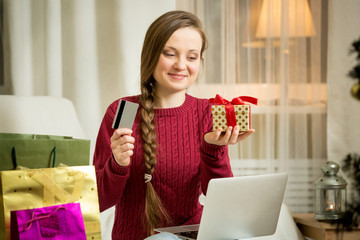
[0,95,85,139]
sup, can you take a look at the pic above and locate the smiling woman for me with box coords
[93,10,255,240]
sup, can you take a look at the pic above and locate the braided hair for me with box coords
[139,10,208,236]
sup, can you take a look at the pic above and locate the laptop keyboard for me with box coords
[176,231,198,239]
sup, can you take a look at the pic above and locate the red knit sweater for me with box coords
[93,94,233,240]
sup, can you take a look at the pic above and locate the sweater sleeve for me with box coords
[199,99,233,195]
[93,100,131,212]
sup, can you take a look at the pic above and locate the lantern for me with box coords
[314,161,347,220]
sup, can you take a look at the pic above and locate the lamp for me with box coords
[242,0,316,47]
[256,0,316,38]
[314,161,347,221]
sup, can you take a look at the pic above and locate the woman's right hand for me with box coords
[110,128,135,166]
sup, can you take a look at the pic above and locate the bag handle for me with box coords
[51,147,56,167]
[20,206,66,233]
[11,146,57,169]
[11,147,18,169]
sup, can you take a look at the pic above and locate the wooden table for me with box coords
[293,213,360,240]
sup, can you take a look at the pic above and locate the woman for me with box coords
[93,10,254,240]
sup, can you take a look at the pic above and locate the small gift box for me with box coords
[210,94,258,132]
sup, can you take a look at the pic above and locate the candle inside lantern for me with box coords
[327,203,334,211]
[324,191,336,212]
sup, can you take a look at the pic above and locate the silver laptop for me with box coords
[154,173,288,240]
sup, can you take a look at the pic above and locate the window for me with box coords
[179,0,328,213]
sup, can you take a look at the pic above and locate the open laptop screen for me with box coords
[155,173,288,240]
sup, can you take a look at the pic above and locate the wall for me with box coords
[327,0,360,163]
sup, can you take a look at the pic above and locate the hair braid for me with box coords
[139,10,208,237]
[140,80,172,236]
[140,82,157,172]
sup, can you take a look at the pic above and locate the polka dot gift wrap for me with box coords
[210,94,258,132]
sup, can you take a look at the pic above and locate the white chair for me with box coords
[0,95,85,138]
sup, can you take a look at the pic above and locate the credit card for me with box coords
[112,99,139,129]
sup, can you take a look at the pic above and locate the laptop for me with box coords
[154,173,288,240]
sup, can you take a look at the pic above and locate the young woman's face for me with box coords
[153,27,202,97]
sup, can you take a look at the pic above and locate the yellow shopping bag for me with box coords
[0,165,101,240]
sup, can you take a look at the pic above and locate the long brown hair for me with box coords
[139,10,208,236]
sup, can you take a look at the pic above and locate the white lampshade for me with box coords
[255,0,316,38]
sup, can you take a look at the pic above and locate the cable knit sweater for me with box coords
[93,94,233,240]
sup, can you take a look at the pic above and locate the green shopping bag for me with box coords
[0,133,90,170]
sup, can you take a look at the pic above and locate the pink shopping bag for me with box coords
[10,203,86,240]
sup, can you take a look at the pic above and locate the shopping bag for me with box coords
[0,133,91,170]
[10,203,86,240]
[0,166,101,240]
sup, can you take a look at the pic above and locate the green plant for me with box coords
[348,37,360,100]
[337,153,360,230]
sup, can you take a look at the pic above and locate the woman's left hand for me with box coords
[204,126,255,146]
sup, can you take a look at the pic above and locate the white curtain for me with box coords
[178,0,328,213]
[1,0,176,157]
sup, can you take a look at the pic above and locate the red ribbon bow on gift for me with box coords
[210,94,258,128]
